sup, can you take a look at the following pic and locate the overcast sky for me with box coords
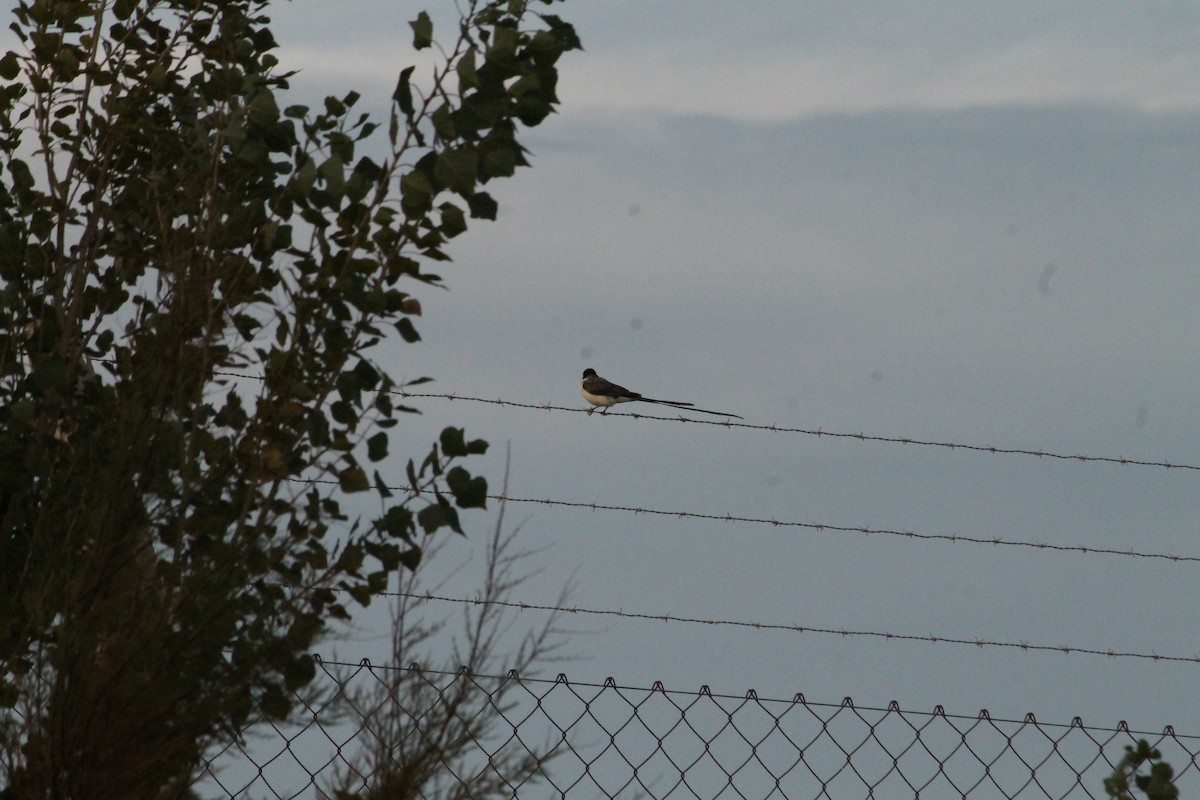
[263,0,1200,743]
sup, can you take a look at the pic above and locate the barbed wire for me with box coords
[485,492,1200,564]
[391,390,1200,473]
[388,591,1200,666]
[294,475,1199,565]
[201,367,1200,473]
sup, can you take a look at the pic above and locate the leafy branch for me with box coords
[1104,740,1179,800]
[0,1,579,796]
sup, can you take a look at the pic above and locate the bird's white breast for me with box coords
[581,386,621,407]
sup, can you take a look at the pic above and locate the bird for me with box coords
[580,368,743,419]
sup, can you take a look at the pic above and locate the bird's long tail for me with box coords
[641,398,743,419]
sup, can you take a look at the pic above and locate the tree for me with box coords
[0,1,579,796]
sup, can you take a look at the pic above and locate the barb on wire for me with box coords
[390,592,1200,666]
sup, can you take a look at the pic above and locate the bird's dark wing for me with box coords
[583,373,641,400]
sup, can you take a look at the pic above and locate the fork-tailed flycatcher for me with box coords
[580,368,743,419]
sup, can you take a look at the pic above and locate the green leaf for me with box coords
[456,47,479,90]
[507,72,540,99]
[459,94,503,132]
[282,654,316,691]
[260,682,292,720]
[336,543,364,573]
[366,431,388,462]
[94,329,114,354]
[417,501,462,535]
[0,52,19,80]
[432,103,457,140]
[318,154,345,197]
[440,426,468,457]
[466,191,498,220]
[364,541,400,570]
[339,465,370,493]
[330,400,356,425]
[439,202,467,237]
[294,156,317,194]
[9,159,33,190]
[417,502,447,533]
[393,66,415,115]
[113,0,138,20]
[399,547,422,570]
[351,359,380,390]
[396,317,421,343]
[324,95,347,116]
[346,583,371,606]
[247,89,280,127]
[353,155,382,183]
[399,168,434,216]
[434,147,478,196]
[541,15,583,52]
[367,569,389,592]
[409,11,433,50]
[379,506,414,539]
[345,169,370,203]
[446,467,488,509]
[483,145,517,178]
[484,25,519,74]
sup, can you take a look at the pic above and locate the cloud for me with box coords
[269,3,1200,120]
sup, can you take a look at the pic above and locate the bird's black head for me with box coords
[582,368,597,378]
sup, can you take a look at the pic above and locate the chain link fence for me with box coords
[197,658,1198,799]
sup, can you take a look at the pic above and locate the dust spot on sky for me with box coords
[1038,263,1057,295]
[870,370,884,384]
[580,346,593,360]
[628,204,641,217]
[1134,404,1149,429]
[630,317,643,330]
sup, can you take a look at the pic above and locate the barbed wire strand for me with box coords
[201,367,1200,471]
[294,475,1200,565]
[486,492,1199,564]
[308,656,1198,738]
[388,591,1200,667]
[391,390,1200,472]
